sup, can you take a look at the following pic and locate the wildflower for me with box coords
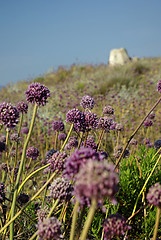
[16,101,28,114]
[83,111,98,131]
[102,213,131,240]
[74,160,119,202]
[26,147,39,160]
[144,119,153,127]
[115,123,124,131]
[37,206,49,222]
[37,217,63,240]
[147,182,161,207]
[64,147,103,180]
[0,102,19,128]
[66,108,82,124]
[103,105,114,115]
[17,193,29,206]
[154,139,161,150]
[45,148,57,161]
[48,151,67,173]
[58,133,67,141]
[64,136,78,151]
[82,139,97,150]
[25,82,50,106]
[10,133,20,143]
[21,127,29,134]
[52,121,64,132]
[80,95,95,110]
[0,183,6,203]
[157,80,161,93]
[49,177,73,202]
[97,117,113,132]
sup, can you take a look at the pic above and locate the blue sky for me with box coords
[0,0,161,86]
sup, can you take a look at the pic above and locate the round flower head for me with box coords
[10,133,20,143]
[97,117,113,132]
[64,147,103,180]
[21,127,29,134]
[26,147,39,160]
[147,182,161,207]
[83,111,98,131]
[115,123,124,131]
[154,139,161,150]
[144,119,153,127]
[58,133,66,141]
[74,160,119,202]
[0,102,19,128]
[52,121,64,132]
[48,151,67,173]
[82,139,97,150]
[157,80,161,93]
[16,101,28,114]
[37,217,63,240]
[0,183,6,203]
[49,177,73,202]
[66,108,82,124]
[103,105,114,115]
[102,213,130,240]
[45,148,57,161]
[80,95,95,110]
[25,82,50,106]
[64,136,78,151]
[37,206,49,222]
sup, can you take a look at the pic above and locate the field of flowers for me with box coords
[0,57,161,240]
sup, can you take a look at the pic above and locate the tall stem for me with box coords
[70,200,79,240]
[152,207,161,240]
[60,123,74,151]
[10,103,38,240]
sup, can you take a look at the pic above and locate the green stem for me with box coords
[48,199,59,218]
[152,207,161,240]
[79,198,97,240]
[42,170,51,207]
[115,96,161,169]
[0,171,57,235]
[69,200,79,240]
[9,103,38,240]
[60,123,74,151]
[97,129,105,151]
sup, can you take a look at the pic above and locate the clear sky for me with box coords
[0,0,161,86]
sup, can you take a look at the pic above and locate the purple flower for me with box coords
[0,102,19,128]
[16,101,28,114]
[147,182,161,207]
[80,95,95,110]
[0,142,5,152]
[74,160,119,201]
[83,111,98,131]
[37,217,63,240]
[102,213,131,240]
[144,119,153,127]
[115,123,124,131]
[64,136,78,151]
[0,183,6,203]
[103,105,114,115]
[49,177,73,202]
[157,80,161,93]
[37,206,48,222]
[25,82,50,106]
[82,139,97,150]
[52,121,64,132]
[17,193,29,206]
[148,111,155,120]
[26,147,39,160]
[66,108,82,124]
[97,117,113,132]
[45,148,57,161]
[21,127,29,134]
[154,139,161,150]
[58,133,67,141]
[10,133,20,143]
[64,147,102,180]
[48,151,67,173]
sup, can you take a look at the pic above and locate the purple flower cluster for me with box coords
[66,108,82,124]
[144,119,153,127]
[52,121,64,132]
[21,127,29,134]
[25,82,50,106]
[48,151,67,173]
[37,206,48,222]
[74,160,119,202]
[58,133,67,141]
[147,182,161,207]
[16,101,28,114]
[49,177,73,202]
[143,138,153,148]
[37,217,63,240]
[0,102,19,128]
[80,95,95,110]
[103,105,114,115]
[0,183,5,203]
[102,213,130,240]
[154,139,161,150]
[26,147,39,160]
[157,80,161,93]
[10,133,20,143]
[82,139,97,150]
[64,147,103,180]
[97,117,113,132]
[83,111,98,131]
[64,136,78,151]
[45,148,57,161]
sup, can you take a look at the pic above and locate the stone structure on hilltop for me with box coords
[108,48,131,66]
